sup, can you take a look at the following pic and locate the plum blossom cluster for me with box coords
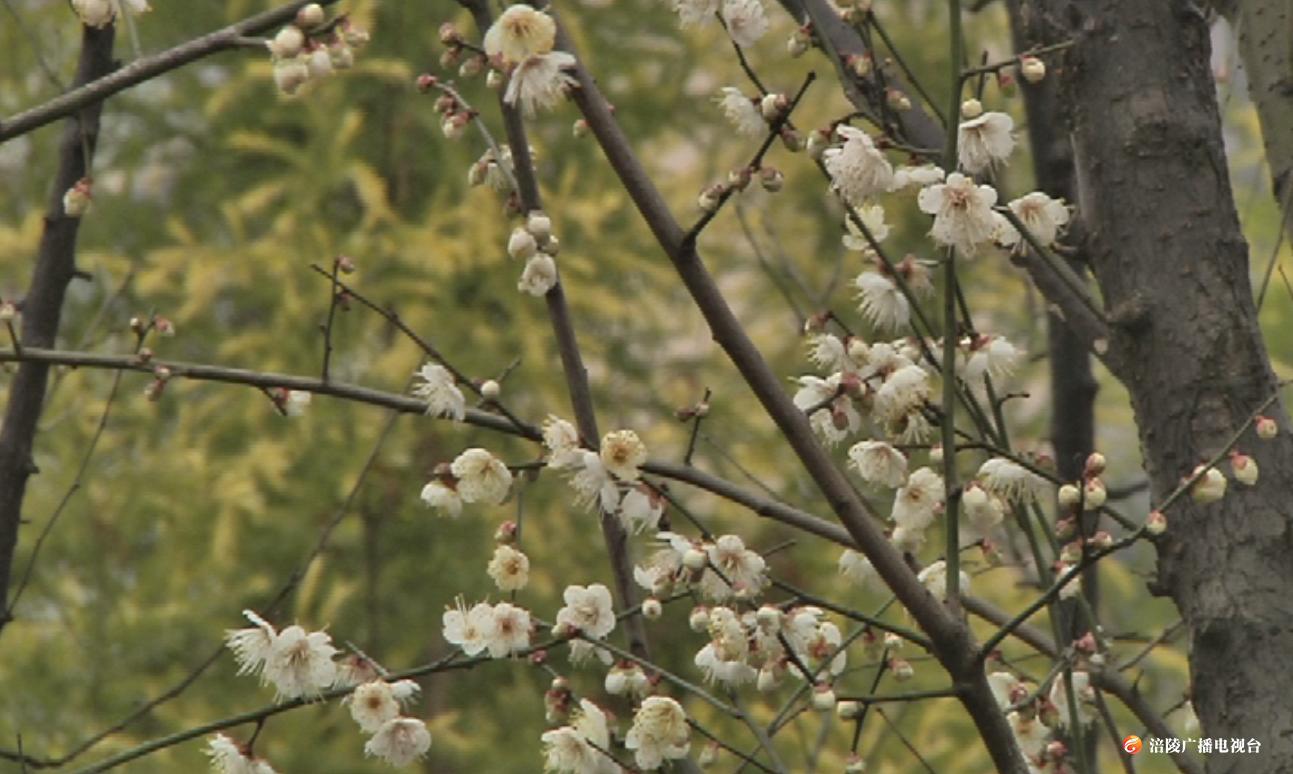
[442,597,534,658]
[224,610,339,701]
[206,734,277,774]
[419,447,513,516]
[439,5,577,117]
[345,679,432,767]
[267,4,367,96]
[542,417,665,532]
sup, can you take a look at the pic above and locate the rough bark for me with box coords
[0,24,116,632]
[1028,1,1293,768]
[1215,0,1293,212]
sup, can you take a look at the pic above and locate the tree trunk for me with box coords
[1032,0,1293,768]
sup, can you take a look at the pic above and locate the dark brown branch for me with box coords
[0,1,342,142]
[0,23,116,639]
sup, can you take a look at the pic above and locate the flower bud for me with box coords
[1189,465,1227,504]
[480,379,501,400]
[442,113,469,140]
[1059,541,1082,564]
[886,89,912,111]
[270,25,306,59]
[296,3,325,29]
[882,631,903,651]
[526,210,552,241]
[727,167,752,191]
[806,128,831,160]
[811,683,837,711]
[438,22,461,46]
[960,98,984,119]
[683,546,708,571]
[1231,452,1258,486]
[63,178,93,217]
[836,699,862,720]
[494,520,517,544]
[641,597,663,620]
[755,605,782,631]
[342,21,370,48]
[760,167,784,192]
[688,606,710,632]
[1145,509,1167,535]
[1054,516,1077,541]
[329,41,355,69]
[1082,477,1107,509]
[307,47,333,79]
[890,657,914,681]
[459,56,484,78]
[508,227,538,260]
[846,53,872,78]
[1256,415,1278,440]
[572,118,589,138]
[273,58,311,95]
[1084,452,1106,477]
[699,741,720,767]
[486,69,505,90]
[1019,55,1046,84]
[760,92,789,121]
[1089,530,1113,550]
[928,444,944,465]
[697,185,723,212]
[780,127,805,152]
[845,754,867,773]
[1057,483,1080,509]
[787,33,809,58]
[604,664,629,695]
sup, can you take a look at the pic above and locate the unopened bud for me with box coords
[760,167,784,192]
[1189,465,1227,504]
[727,167,752,191]
[1145,509,1167,535]
[1256,415,1278,440]
[1084,452,1106,477]
[890,657,914,681]
[683,546,708,571]
[845,754,867,773]
[494,520,517,544]
[442,113,470,139]
[1082,477,1107,509]
[486,69,505,90]
[459,56,484,78]
[1231,452,1258,486]
[697,185,723,213]
[845,53,872,78]
[786,32,809,58]
[526,210,552,241]
[1058,483,1080,509]
[572,118,589,138]
[928,444,944,465]
[806,128,831,160]
[641,596,663,620]
[438,22,461,46]
[1019,56,1046,84]
[698,741,720,767]
[960,98,983,119]
[62,178,93,217]
[882,631,903,651]
[886,89,911,111]
[688,606,710,632]
[1089,530,1113,550]
[836,699,862,720]
[271,25,306,58]
[508,227,538,260]
[296,3,325,29]
[811,683,837,711]
[480,379,501,400]
[760,92,789,121]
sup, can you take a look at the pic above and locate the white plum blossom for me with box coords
[848,440,909,488]
[702,534,768,600]
[505,52,578,117]
[891,467,944,531]
[917,559,970,601]
[569,450,622,512]
[838,549,880,590]
[957,111,1015,173]
[962,483,1006,535]
[987,671,1022,709]
[225,610,277,678]
[998,191,1071,250]
[347,679,421,733]
[625,696,691,770]
[978,457,1047,503]
[488,601,532,657]
[892,163,946,190]
[412,363,466,421]
[283,390,311,416]
[1049,671,1097,727]
[419,480,462,517]
[484,4,556,65]
[824,126,895,205]
[855,271,911,331]
[262,624,338,700]
[784,606,847,676]
[721,0,768,47]
[556,583,616,639]
[694,606,758,687]
[540,699,617,773]
[72,0,115,27]
[450,448,513,505]
[443,599,496,657]
[806,333,851,373]
[543,415,582,469]
[619,486,665,533]
[842,204,890,249]
[793,373,861,445]
[671,0,719,27]
[1008,710,1051,758]
[364,717,432,767]
[634,537,688,596]
[874,364,931,426]
[716,87,767,136]
[962,335,1021,385]
[487,544,531,592]
[518,251,558,296]
[206,734,277,774]
[600,429,647,481]
[916,173,1000,256]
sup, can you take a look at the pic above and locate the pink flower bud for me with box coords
[1145,509,1167,535]
[1256,415,1278,440]
[890,657,914,681]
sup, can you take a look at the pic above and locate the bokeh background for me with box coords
[0,0,1288,770]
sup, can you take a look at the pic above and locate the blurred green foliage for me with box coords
[0,0,1286,771]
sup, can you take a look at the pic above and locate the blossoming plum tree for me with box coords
[0,0,1290,772]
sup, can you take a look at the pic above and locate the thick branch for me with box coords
[0,23,116,637]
